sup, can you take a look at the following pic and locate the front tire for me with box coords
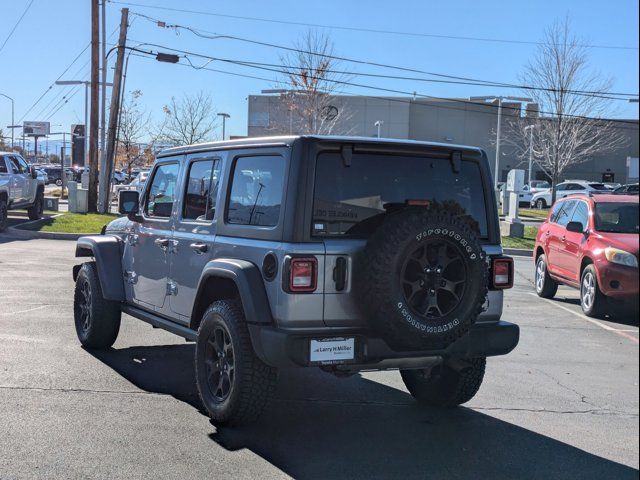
[401,357,486,407]
[195,300,277,426]
[581,265,606,318]
[27,190,44,220]
[73,262,121,348]
[535,254,558,298]
[535,198,547,209]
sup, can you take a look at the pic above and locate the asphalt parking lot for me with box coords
[0,237,638,479]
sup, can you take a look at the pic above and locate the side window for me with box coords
[556,183,568,191]
[550,201,565,223]
[9,157,24,174]
[183,158,221,221]
[226,155,285,227]
[0,157,7,174]
[567,183,583,191]
[144,163,180,218]
[571,201,589,229]
[556,200,577,227]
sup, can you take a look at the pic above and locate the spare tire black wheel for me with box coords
[355,208,488,350]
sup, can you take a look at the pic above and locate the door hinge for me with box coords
[124,270,138,285]
[166,280,178,296]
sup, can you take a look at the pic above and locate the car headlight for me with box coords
[604,247,638,268]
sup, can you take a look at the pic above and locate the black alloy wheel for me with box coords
[401,240,467,319]
[204,325,235,402]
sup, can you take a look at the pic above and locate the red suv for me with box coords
[534,194,639,317]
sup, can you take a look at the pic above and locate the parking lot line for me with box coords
[0,305,50,316]
[528,293,639,345]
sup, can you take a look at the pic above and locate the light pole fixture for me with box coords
[217,113,230,140]
[374,120,384,138]
[523,124,537,186]
[0,92,15,148]
[470,96,533,189]
[629,98,639,103]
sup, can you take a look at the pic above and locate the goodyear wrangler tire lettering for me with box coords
[356,208,488,350]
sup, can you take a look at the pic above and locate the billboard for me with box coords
[23,121,50,136]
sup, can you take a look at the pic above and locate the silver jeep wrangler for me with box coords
[72,136,519,425]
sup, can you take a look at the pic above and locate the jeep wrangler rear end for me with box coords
[72,136,519,426]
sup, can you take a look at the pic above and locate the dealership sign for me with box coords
[23,121,50,136]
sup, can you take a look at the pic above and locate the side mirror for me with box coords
[118,190,141,221]
[31,168,38,179]
[566,221,584,233]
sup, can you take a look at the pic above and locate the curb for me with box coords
[5,227,86,241]
[503,248,533,257]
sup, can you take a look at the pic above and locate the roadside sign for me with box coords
[23,121,50,137]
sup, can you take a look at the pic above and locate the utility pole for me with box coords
[101,8,129,213]
[88,0,100,212]
[98,0,108,211]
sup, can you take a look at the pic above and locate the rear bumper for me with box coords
[248,320,519,371]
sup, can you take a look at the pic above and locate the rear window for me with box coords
[594,203,639,233]
[589,183,608,191]
[312,152,488,237]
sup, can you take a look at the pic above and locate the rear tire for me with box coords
[401,357,486,407]
[580,265,606,318]
[535,254,558,298]
[195,300,277,425]
[27,190,44,220]
[73,262,121,349]
[535,198,547,209]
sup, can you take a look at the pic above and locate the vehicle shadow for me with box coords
[88,344,638,480]
[554,297,639,327]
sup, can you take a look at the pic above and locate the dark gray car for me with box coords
[72,136,519,425]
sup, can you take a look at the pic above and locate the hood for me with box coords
[596,232,640,256]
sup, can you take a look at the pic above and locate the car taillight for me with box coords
[289,257,317,292]
[492,257,514,289]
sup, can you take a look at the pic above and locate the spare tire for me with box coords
[355,208,488,350]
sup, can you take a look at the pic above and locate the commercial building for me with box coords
[248,94,639,184]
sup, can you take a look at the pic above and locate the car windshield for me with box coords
[531,181,550,189]
[594,203,639,233]
[313,152,488,238]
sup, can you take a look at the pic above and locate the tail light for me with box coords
[491,256,514,289]
[288,257,318,293]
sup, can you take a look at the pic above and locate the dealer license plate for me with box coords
[309,337,355,363]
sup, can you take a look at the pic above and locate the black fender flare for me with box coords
[74,235,125,302]
[192,258,273,326]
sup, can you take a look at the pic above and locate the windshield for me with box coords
[531,181,550,189]
[312,152,489,238]
[594,203,639,233]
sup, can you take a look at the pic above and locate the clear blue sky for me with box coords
[1,0,638,144]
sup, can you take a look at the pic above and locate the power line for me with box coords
[127,40,640,128]
[130,13,639,100]
[0,0,36,55]
[110,0,639,51]
[46,86,82,120]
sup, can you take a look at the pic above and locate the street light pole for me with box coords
[524,124,536,186]
[470,96,533,189]
[374,120,383,138]
[217,113,230,140]
[0,93,15,148]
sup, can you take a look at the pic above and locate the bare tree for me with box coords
[158,91,217,146]
[504,18,627,202]
[275,30,352,135]
[116,90,150,176]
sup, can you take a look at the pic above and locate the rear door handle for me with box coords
[190,242,208,254]
[154,238,170,250]
[561,235,566,242]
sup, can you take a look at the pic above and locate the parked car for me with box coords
[0,152,45,231]
[529,180,551,192]
[112,169,127,184]
[41,166,64,186]
[112,170,149,199]
[530,180,609,209]
[534,193,639,317]
[613,183,639,195]
[604,182,622,190]
[72,135,518,426]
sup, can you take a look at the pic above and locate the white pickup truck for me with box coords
[0,152,45,232]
